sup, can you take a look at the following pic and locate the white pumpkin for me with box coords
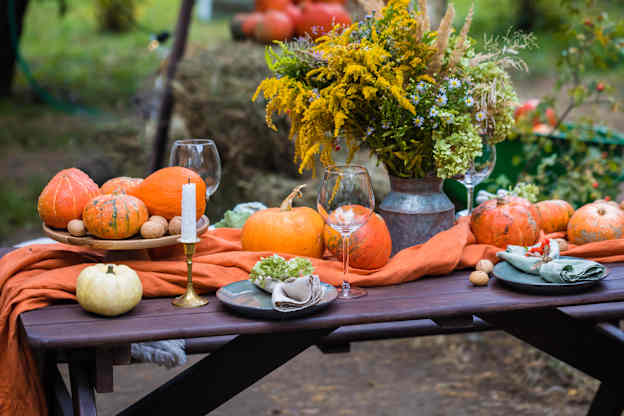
[76,263,143,316]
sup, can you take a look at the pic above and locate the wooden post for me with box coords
[149,0,195,173]
[0,0,30,96]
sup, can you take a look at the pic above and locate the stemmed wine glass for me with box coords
[169,139,222,201]
[456,138,496,217]
[317,165,375,299]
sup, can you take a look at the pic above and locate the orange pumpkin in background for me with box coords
[470,198,540,248]
[129,167,206,220]
[100,177,143,195]
[284,4,302,28]
[296,3,351,38]
[82,194,149,239]
[254,11,294,42]
[324,208,392,269]
[242,12,264,38]
[37,168,100,228]
[241,185,325,258]
[567,202,624,245]
[255,0,290,12]
[535,199,575,233]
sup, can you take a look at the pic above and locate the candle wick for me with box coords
[187,177,191,184]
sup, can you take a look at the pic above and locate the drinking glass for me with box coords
[456,138,496,217]
[169,139,222,201]
[317,165,375,299]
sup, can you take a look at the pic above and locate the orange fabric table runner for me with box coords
[2,217,624,415]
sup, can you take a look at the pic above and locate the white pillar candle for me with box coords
[180,182,197,243]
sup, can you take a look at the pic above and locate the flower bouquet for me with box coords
[253,0,532,249]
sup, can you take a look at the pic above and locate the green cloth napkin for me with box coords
[496,243,560,275]
[539,259,606,283]
[496,240,605,283]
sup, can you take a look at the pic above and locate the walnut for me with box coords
[68,219,86,237]
[168,216,183,235]
[476,259,494,274]
[140,221,166,239]
[469,271,489,287]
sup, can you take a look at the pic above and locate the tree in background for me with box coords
[0,0,29,97]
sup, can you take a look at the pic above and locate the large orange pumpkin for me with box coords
[323,208,392,269]
[37,168,100,229]
[128,167,206,220]
[535,199,575,233]
[296,3,351,38]
[241,185,325,258]
[254,10,294,42]
[502,195,540,225]
[470,198,540,248]
[567,202,624,245]
[100,177,143,195]
[83,194,149,239]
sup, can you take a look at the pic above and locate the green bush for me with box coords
[94,0,138,32]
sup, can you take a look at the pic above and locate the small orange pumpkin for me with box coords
[535,200,575,233]
[323,208,392,269]
[38,168,100,229]
[83,194,149,239]
[101,177,143,195]
[128,167,206,220]
[567,202,624,245]
[241,185,325,258]
[470,198,540,248]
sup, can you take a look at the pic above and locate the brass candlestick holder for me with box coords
[172,238,209,308]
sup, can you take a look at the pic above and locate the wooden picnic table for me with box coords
[14,253,624,416]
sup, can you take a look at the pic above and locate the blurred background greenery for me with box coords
[0,0,622,243]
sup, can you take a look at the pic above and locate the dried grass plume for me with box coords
[428,3,455,76]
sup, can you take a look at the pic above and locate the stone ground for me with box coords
[58,332,600,415]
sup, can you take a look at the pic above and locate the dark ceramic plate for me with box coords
[493,257,608,295]
[216,280,338,320]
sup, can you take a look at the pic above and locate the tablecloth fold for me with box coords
[1,218,623,414]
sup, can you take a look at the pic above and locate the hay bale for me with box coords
[173,40,300,178]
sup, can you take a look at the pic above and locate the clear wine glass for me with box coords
[317,165,375,299]
[169,139,222,201]
[456,138,496,217]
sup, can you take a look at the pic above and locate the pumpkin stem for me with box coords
[496,196,506,206]
[598,207,606,215]
[280,184,306,212]
[106,265,115,274]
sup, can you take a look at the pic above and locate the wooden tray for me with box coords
[42,216,210,250]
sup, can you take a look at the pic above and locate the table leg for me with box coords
[69,353,97,416]
[587,383,624,416]
[476,309,624,416]
[117,328,336,416]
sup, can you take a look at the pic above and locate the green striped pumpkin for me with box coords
[83,194,148,239]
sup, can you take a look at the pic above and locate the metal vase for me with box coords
[379,176,455,256]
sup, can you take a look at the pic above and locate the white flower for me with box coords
[413,116,424,127]
[429,106,439,117]
[435,94,448,106]
[476,111,487,122]
[416,81,427,92]
[410,94,421,105]
[464,96,475,107]
[448,78,461,89]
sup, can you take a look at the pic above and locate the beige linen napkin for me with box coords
[271,275,324,312]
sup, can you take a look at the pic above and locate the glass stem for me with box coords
[342,233,350,296]
[466,185,475,215]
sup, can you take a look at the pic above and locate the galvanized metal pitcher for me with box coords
[379,176,455,255]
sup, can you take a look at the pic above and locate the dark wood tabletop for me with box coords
[20,263,624,349]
